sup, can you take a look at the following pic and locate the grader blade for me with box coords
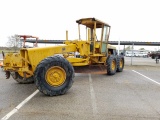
[74,65,107,74]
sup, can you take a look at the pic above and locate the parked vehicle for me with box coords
[125,50,149,57]
[149,51,160,59]
[125,51,134,57]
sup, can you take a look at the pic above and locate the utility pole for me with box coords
[131,43,134,65]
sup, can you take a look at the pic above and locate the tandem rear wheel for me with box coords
[106,55,117,75]
[117,55,124,72]
[106,55,124,75]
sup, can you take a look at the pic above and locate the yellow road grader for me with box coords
[3,18,124,96]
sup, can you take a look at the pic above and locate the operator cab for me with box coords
[76,18,111,55]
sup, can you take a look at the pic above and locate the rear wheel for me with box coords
[11,72,34,84]
[117,55,124,72]
[34,55,74,96]
[106,55,117,75]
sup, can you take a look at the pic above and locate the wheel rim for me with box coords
[120,59,123,68]
[111,60,116,71]
[45,66,66,87]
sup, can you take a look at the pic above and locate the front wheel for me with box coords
[34,55,74,96]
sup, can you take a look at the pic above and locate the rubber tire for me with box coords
[106,55,117,75]
[1,66,4,72]
[117,55,124,72]
[34,55,74,96]
[11,72,34,84]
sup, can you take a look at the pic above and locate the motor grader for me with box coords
[3,18,124,96]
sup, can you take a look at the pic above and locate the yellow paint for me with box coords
[18,71,33,78]
[111,60,116,71]
[120,59,123,68]
[3,17,117,77]
[45,66,66,87]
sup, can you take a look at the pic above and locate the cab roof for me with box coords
[76,18,110,28]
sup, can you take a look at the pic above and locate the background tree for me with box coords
[125,46,132,50]
[139,48,145,50]
[6,35,21,52]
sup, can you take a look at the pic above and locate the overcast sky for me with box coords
[0,0,160,50]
